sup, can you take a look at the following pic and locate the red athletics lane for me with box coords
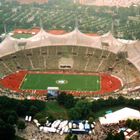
[0,71,122,96]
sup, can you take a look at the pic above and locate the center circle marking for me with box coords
[56,80,68,85]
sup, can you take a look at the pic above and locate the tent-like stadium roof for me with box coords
[0,28,140,71]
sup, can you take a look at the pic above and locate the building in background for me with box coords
[74,0,140,7]
[16,0,48,4]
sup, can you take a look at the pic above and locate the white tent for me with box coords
[99,107,140,125]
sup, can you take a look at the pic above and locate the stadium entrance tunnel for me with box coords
[0,71,123,96]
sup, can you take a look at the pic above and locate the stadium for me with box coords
[0,28,140,97]
[0,1,140,140]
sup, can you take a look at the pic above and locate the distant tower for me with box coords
[4,23,7,35]
[111,11,116,36]
[75,16,79,29]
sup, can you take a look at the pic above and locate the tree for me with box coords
[7,115,16,125]
[1,110,18,124]
[64,94,75,109]
[47,114,55,123]
[71,134,78,140]
[126,119,131,127]
[38,118,46,125]
[105,131,125,140]
[16,103,28,117]
[57,92,75,108]
[75,100,92,119]
[65,133,72,140]
[57,92,66,105]
[0,96,45,118]
[69,100,92,120]
[88,117,94,124]
[65,134,78,140]
[69,108,81,120]
[34,112,46,120]
[117,96,126,105]
[114,133,121,140]
[17,120,26,131]
[29,105,39,116]
[92,101,101,112]
[130,119,139,130]
[0,119,15,140]
[119,131,125,140]
[105,132,114,140]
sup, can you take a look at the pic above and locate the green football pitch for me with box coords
[20,73,100,92]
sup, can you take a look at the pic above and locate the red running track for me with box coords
[0,71,122,96]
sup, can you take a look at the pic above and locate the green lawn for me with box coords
[15,136,26,140]
[13,33,33,39]
[95,106,124,119]
[20,73,100,92]
[45,101,124,120]
[45,101,68,119]
[0,73,4,78]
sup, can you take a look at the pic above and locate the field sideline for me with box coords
[20,73,101,92]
